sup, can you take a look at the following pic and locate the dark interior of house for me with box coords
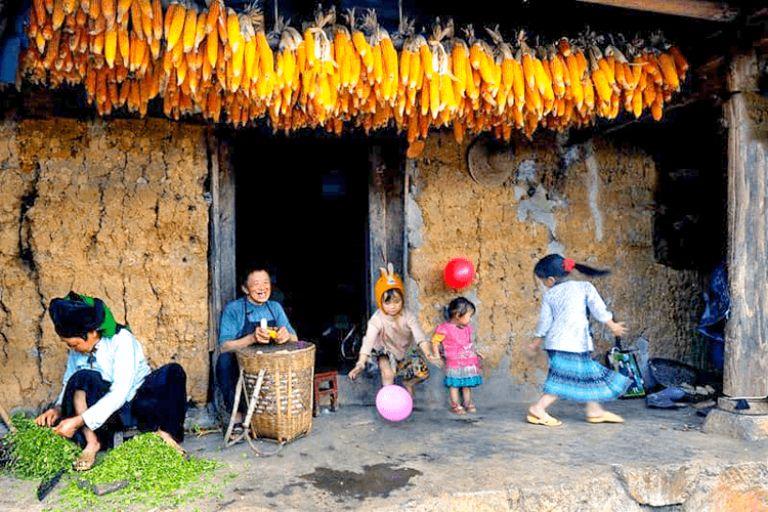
[233,131,371,372]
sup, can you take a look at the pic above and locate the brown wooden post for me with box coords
[704,51,768,439]
[207,131,237,414]
[207,131,237,352]
[368,145,405,315]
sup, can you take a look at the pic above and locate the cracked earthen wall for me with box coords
[0,118,210,410]
[408,134,702,390]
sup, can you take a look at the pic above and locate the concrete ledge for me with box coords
[703,408,768,441]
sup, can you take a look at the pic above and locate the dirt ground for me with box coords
[2,400,767,511]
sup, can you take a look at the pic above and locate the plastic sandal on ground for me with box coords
[586,411,625,424]
[526,413,562,427]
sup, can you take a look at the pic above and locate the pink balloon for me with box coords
[375,385,413,422]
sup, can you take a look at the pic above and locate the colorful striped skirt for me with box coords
[543,350,630,402]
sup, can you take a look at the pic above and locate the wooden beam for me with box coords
[576,0,739,22]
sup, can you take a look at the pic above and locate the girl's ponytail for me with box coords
[534,254,610,279]
[573,262,610,277]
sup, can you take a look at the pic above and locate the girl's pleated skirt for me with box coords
[543,350,630,402]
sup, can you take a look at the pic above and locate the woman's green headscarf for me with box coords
[49,291,122,338]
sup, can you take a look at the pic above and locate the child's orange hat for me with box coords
[374,263,405,310]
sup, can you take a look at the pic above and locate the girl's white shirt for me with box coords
[534,280,613,353]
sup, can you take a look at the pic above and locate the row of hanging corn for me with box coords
[21,0,688,154]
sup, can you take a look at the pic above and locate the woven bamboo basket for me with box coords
[236,341,315,443]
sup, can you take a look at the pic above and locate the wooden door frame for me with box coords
[368,144,406,315]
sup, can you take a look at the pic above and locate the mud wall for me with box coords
[407,134,703,399]
[0,118,210,410]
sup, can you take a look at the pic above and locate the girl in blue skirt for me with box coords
[527,254,630,427]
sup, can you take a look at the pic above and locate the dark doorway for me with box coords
[233,133,369,372]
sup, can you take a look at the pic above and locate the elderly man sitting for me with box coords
[216,265,297,440]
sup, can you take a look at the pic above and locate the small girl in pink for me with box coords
[431,297,483,415]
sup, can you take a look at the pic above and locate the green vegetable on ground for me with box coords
[3,415,81,480]
[57,432,221,511]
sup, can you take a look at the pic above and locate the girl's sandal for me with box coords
[586,411,625,424]
[465,403,477,414]
[526,413,562,427]
[73,451,96,472]
[450,402,467,415]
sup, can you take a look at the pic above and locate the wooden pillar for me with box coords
[368,145,405,315]
[705,51,768,439]
[722,52,768,401]
[207,131,237,352]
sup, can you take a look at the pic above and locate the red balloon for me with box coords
[444,258,475,289]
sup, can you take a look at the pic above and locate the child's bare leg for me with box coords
[585,401,606,417]
[378,356,395,386]
[529,394,558,418]
[461,387,472,405]
[402,378,419,396]
[449,386,461,405]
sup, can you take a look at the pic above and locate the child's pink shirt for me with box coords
[434,322,480,369]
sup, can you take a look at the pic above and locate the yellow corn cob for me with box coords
[152,0,162,40]
[167,3,185,51]
[381,36,398,82]
[371,43,383,84]
[52,0,64,30]
[182,7,197,53]
[408,47,421,89]
[352,31,372,72]
[521,52,535,89]
[657,53,679,90]
[226,9,241,53]
[582,76,594,110]
[207,25,218,67]
[420,44,433,80]
[104,24,117,67]
[591,68,612,103]
[399,48,411,86]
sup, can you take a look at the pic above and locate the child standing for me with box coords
[431,297,483,415]
[527,254,629,426]
[349,265,437,397]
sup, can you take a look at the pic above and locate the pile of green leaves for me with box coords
[3,415,80,480]
[58,432,221,511]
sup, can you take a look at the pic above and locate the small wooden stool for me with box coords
[313,371,339,417]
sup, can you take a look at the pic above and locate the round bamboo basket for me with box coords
[236,341,316,443]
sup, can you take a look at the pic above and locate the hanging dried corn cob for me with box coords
[20,2,689,148]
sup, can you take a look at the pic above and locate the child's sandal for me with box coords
[450,402,467,415]
[465,403,477,413]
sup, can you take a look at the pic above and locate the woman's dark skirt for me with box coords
[60,363,186,449]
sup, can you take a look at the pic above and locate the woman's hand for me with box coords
[35,407,60,427]
[606,320,628,337]
[348,361,365,380]
[52,415,83,438]
[275,327,291,344]
[253,328,271,344]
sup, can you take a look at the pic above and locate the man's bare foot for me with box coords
[74,442,100,471]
